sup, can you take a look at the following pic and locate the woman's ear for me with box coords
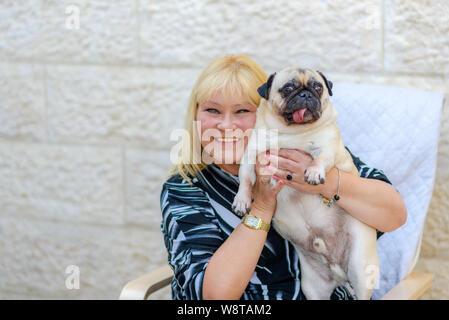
[257,72,276,100]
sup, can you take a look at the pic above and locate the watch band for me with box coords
[242,214,270,232]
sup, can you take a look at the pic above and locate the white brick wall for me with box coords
[0,0,448,299]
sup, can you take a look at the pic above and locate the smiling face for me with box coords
[196,89,257,174]
[266,68,333,126]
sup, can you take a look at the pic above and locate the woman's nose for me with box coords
[217,114,237,130]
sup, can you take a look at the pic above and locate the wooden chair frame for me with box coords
[119,265,433,300]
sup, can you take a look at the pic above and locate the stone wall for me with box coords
[0,0,448,299]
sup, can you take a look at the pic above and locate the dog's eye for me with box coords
[282,85,294,95]
[314,83,323,94]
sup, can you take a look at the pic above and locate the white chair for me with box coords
[120,83,445,300]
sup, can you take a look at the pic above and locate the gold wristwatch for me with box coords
[242,214,270,232]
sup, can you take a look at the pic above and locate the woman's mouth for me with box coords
[215,137,241,143]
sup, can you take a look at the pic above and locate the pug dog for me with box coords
[232,67,379,300]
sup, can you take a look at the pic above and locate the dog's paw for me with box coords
[304,166,326,185]
[232,190,252,216]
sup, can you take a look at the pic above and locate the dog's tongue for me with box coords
[293,109,306,123]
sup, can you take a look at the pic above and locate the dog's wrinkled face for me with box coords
[258,68,333,125]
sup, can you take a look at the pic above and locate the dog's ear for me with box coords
[317,71,333,96]
[257,72,276,100]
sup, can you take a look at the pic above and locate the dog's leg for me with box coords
[232,162,255,216]
[296,249,337,300]
[347,263,376,300]
[232,131,260,216]
[346,227,379,300]
[347,259,379,300]
[304,151,334,185]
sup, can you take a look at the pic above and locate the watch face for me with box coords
[246,216,260,228]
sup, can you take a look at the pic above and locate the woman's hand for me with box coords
[250,151,285,217]
[265,148,328,195]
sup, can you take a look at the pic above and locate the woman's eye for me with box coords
[206,108,219,114]
[237,109,250,113]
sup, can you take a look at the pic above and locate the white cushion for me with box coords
[331,82,444,299]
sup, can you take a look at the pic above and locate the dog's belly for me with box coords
[272,186,352,281]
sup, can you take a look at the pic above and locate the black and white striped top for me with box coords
[160,147,392,300]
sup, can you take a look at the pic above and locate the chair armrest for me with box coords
[381,272,434,300]
[119,265,173,300]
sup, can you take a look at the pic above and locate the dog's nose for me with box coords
[299,90,313,99]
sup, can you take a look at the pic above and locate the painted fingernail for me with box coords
[272,175,279,181]
[279,180,284,186]
[286,174,293,181]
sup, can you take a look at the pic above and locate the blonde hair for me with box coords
[167,54,267,184]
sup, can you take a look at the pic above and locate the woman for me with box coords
[160,54,407,300]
